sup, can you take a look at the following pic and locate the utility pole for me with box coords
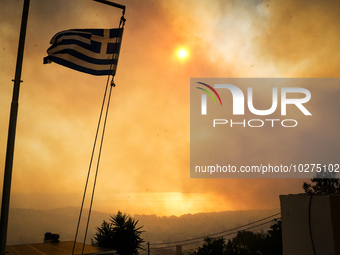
[0,0,30,254]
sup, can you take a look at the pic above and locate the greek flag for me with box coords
[44,28,123,76]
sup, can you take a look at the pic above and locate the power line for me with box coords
[157,217,281,249]
[150,212,280,247]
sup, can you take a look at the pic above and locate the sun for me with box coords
[176,48,189,60]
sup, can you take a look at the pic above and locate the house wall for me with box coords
[280,194,340,255]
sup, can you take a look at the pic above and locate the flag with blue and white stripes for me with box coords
[44,28,123,76]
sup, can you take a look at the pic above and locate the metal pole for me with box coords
[0,0,30,254]
[148,242,150,255]
[71,2,125,254]
[93,0,125,14]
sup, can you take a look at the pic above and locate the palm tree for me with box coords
[93,211,144,255]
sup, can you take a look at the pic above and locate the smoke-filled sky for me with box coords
[1,0,340,216]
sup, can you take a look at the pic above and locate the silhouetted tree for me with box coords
[189,220,282,255]
[190,237,227,255]
[263,220,282,255]
[302,171,340,195]
[225,239,251,255]
[231,230,266,254]
[93,211,144,255]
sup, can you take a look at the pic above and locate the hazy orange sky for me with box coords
[1,0,340,216]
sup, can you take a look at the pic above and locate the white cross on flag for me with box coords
[44,28,123,76]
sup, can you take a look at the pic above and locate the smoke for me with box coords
[256,0,340,77]
[1,0,339,216]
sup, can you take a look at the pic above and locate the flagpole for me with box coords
[93,0,126,14]
[0,0,30,254]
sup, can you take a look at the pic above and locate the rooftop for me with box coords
[6,241,116,255]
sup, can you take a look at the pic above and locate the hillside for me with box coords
[6,207,279,247]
